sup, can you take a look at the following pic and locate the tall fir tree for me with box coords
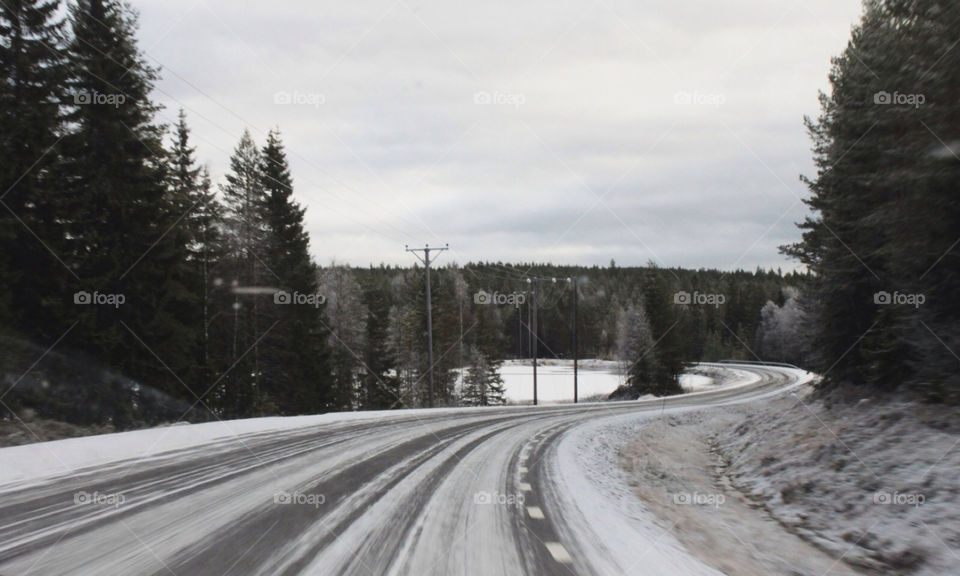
[61,0,196,420]
[219,130,269,416]
[643,271,684,394]
[617,301,659,397]
[259,129,332,414]
[166,110,227,402]
[460,347,506,406]
[388,271,427,406]
[890,0,960,400]
[784,0,960,399]
[0,0,69,335]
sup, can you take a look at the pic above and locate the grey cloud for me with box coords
[135,0,863,270]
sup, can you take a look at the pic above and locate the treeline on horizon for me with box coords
[318,261,810,406]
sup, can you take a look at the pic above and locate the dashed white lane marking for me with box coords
[526,506,545,519]
[544,542,573,564]
[519,466,528,474]
[519,482,532,492]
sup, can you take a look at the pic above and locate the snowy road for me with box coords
[0,364,811,575]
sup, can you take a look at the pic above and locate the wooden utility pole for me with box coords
[569,277,579,403]
[532,284,538,405]
[405,243,448,407]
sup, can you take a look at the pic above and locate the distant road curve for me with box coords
[0,363,812,575]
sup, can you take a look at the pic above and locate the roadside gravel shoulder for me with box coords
[620,402,869,576]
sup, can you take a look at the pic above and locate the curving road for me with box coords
[0,364,810,576]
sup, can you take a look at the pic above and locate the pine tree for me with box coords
[218,130,269,416]
[781,4,889,387]
[166,111,227,402]
[259,129,332,414]
[783,0,960,398]
[643,271,685,395]
[0,0,69,335]
[168,110,201,212]
[891,0,960,400]
[617,301,659,396]
[460,347,506,406]
[387,271,426,407]
[429,267,469,405]
[61,0,195,418]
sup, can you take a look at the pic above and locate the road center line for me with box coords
[545,542,573,564]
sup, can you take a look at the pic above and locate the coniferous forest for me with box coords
[2,0,958,433]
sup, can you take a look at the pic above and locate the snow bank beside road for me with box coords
[545,410,726,576]
[538,363,797,575]
[0,409,442,490]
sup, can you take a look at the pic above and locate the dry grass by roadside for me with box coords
[621,407,868,576]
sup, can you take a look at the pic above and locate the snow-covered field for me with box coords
[499,359,624,403]
[499,359,763,402]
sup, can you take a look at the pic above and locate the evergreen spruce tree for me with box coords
[259,129,332,414]
[430,268,466,405]
[460,347,506,406]
[388,271,426,406]
[166,110,227,402]
[643,271,685,395]
[783,0,960,398]
[61,0,195,418]
[0,0,69,335]
[219,130,269,416]
[891,0,960,400]
[616,302,659,397]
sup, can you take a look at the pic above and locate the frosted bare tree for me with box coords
[755,287,807,365]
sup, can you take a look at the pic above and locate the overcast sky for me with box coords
[134,0,864,270]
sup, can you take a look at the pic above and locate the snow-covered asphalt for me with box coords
[0,364,811,575]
